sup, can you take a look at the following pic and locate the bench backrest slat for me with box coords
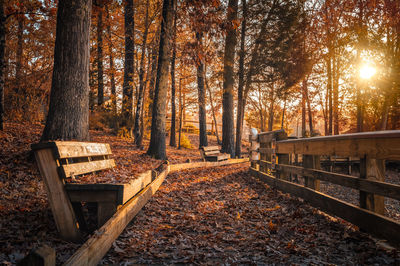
[32,141,112,159]
[201,146,220,152]
[61,159,116,178]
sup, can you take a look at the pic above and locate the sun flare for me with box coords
[359,64,376,80]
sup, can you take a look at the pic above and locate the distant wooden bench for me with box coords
[200,146,230,162]
[31,141,152,242]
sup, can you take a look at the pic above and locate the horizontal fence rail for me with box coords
[249,130,400,245]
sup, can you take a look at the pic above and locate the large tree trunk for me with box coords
[221,0,238,157]
[147,0,175,159]
[0,0,4,130]
[97,5,104,107]
[134,0,150,147]
[41,0,92,141]
[169,6,177,147]
[147,27,159,118]
[121,0,134,133]
[195,32,208,148]
[235,0,246,157]
[106,7,116,118]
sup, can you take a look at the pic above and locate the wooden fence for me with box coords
[249,130,400,245]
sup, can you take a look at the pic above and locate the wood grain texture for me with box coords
[64,165,170,266]
[276,131,400,159]
[201,146,220,151]
[250,168,400,245]
[33,149,81,242]
[276,164,400,201]
[169,158,249,172]
[32,141,112,159]
[360,157,385,215]
[61,159,115,178]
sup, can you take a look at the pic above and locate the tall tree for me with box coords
[106,6,116,117]
[235,0,246,157]
[41,0,92,141]
[134,0,150,146]
[96,3,104,107]
[195,31,208,148]
[121,0,134,134]
[169,4,177,147]
[221,0,238,157]
[147,0,175,159]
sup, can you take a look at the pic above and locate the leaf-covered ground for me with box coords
[102,164,399,265]
[0,122,399,265]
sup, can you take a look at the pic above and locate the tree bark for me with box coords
[195,32,208,148]
[169,6,177,147]
[147,27,160,118]
[41,0,92,141]
[147,0,175,159]
[97,5,104,107]
[235,0,246,157]
[204,65,220,145]
[134,0,150,146]
[268,87,274,131]
[221,0,238,157]
[0,0,5,130]
[121,0,134,133]
[106,7,116,118]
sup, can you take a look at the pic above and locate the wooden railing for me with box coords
[249,130,400,245]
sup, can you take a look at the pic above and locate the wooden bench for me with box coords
[31,141,152,242]
[200,146,230,162]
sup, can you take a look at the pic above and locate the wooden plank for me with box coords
[360,157,385,215]
[121,170,152,204]
[61,159,116,178]
[67,189,120,204]
[33,149,81,242]
[204,150,220,156]
[259,147,274,155]
[205,153,230,161]
[19,245,56,266]
[32,141,113,159]
[169,158,249,172]
[249,168,400,245]
[276,164,400,201]
[276,131,400,160]
[201,146,220,152]
[258,129,287,144]
[64,165,170,266]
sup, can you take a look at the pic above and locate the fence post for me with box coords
[276,133,289,180]
[249,134,259,170]
[359,156,385,215]
[303,155,320,191]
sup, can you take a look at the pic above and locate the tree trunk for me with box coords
[268,88,274,131]
[121,0,134,133]
[195,32,208,148]
[302,80,306,136]
[333,54,339,135]
[281,95,287,129]
[97,5,104,107]
[0,0,5,130]
[327,56,332,135]
[106,7,116,118]
[235,0,246,158]
[147,0,175,159]
[169,6,177,147]
[134,0,150,146]
[178,76,183,149]
[221,0,238,157]
[147,27,159,119]
[205,66,221,145]
[15,10,24,112]
[41,0,92,141]
[305,84,313,134]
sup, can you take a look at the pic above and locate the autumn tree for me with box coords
[221,0,238,157]
[41,0,92,141]
[147,0,175,159]
[121,0,134,134]
[0,0,4,130]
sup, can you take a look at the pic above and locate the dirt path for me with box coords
[102,164,399,265]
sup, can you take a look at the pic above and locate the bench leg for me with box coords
[71,202,88,232]
[97,202,117,227]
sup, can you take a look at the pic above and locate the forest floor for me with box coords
[0,122,399,265]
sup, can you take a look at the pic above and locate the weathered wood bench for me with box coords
[200,146,230,162]
[31,141,152,242]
